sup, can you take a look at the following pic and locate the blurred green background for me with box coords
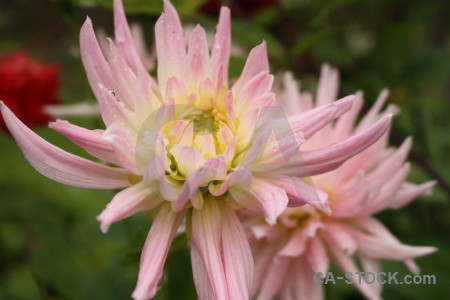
[0,0,449,299]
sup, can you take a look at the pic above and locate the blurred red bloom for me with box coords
[0,51,60,132]
[201,0,277,17]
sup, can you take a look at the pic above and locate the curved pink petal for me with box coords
[97,181,163,233]
[103,122,138,173]
[132,204,185,300]
[390,180,436,209]
[275,114,392,177]
[49,119,119,165]
[269,176,330,214]
[1,102,131,189]
[80,18,114,107]
[230,179,289,225]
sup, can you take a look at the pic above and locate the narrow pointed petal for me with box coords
[191,197,228,300]
[113,0,148,74]
[97,181,163,233]
[80,17,113,101]
[220,201,254,300]
[351,228,437,260]
[1,102,131,189]
[211,7,231,86]
[316,64,339,107]
[155,7,186,95]
[367,137,412,183]
[232,42,269,95]
[49,119,119,165]
[390,181,436,209]
[132,204,185,300]
[277,114,392,177]
[356,88,390,132]
[328,246,382,300]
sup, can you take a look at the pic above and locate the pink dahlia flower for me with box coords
[1,1,391,299]
[247,65,437,300]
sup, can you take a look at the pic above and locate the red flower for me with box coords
[0,51,60,132]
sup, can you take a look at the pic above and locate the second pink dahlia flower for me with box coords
[0,1,392,299]
[247,65,437,300]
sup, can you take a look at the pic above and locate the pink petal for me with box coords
[278,72,306,116]
[184,25,211,88]
[351,226,437,260]
[281,257,324,300]
[390,180,436,209]
[220,201,254,300]
[367,137,412,183]
[306,238,329,275]
[49,119,119,165]
[169,145,205,175]
[211,7,231,87]
[316,64,339,107]
[1,102,131,189]
[277,114,392,177]
[103,122,138,173]
[362,163,411,215]
[288,97,348,140]
[113,0,148,75]
[332,91,364,142]
[209,166,252,196]
[155,5,186,96]
[322,222,358,255]
[356,88,390,132]
[269,176,330,214]
[191,197,228,300]
[230,179,289,225]
[106,39,139,110]
[278,229,308,257]
[79,17,113,107]
[132,204,185,300]
[97,181,163,233]
[233,42,269,95]
[256,256,291,300]
[191,242,216,299]
[328,245,381,300]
